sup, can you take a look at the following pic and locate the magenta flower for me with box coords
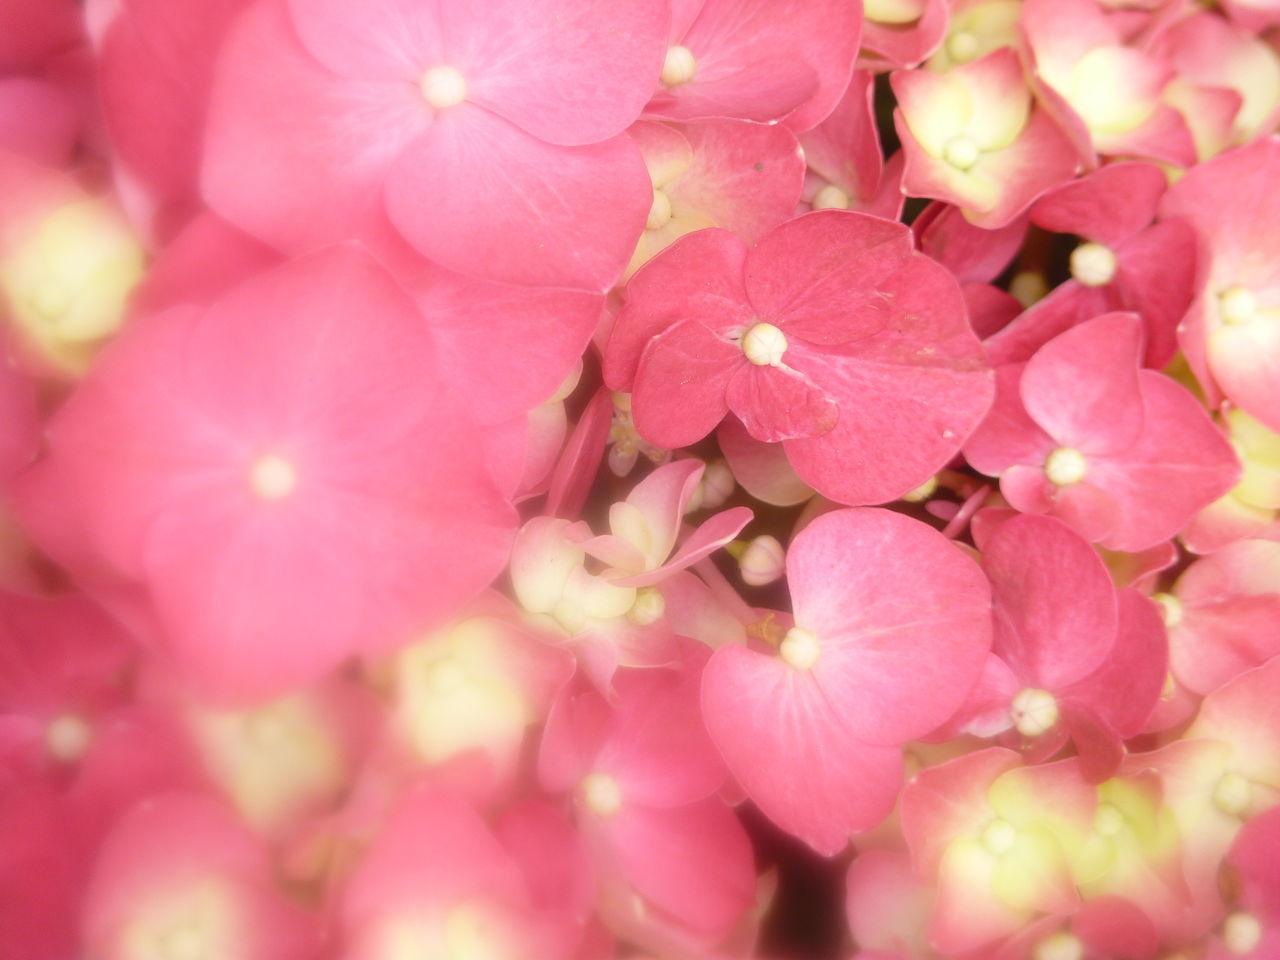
[605,210,994,505]
[202,0,668,290]
[16,247,516,701]
[701,507,992,854]
[964,312,1239,551]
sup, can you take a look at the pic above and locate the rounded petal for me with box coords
[386,107,650,291]
[788,507,993,744]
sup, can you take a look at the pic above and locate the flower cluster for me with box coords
[2,0,1279,958]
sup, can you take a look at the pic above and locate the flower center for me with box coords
[981,818,1017,854]
[1069,242,1117,287]
[250,454,297,500]
[1223,912,1263,956]
[1033,932,1084,960]
[1011,687,1059,736]
[420,65,467,109]
[1093,802,1124,837]
[742,322,788,366]
[947,30,980,63]
[779,626,821,670]
[581,772,623,818]
[943,135,980,171]
[45,713,92,762]
[646,189,672,230]
[1213,771,1251,816]
[1219,285,1257,325]
[661,45,697,87]
[812,184,851,211]
[1044,447,1087,486]
[1152,592,1183,628]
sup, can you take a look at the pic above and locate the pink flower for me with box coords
[987,161,1198,369]
[627,118,806,279]
[943,514,1167,781]
[964,312,1240,551]
[540,653,755,953]
[1162,539,1280,696]
[1159,137,1280,431]
[202,0,667,290]
[340,787,587,960]
[606,210,994,505]
[646,0,862,133]
[16,247,516,701]
[701,507,992,854]
[892,48,1078,228]
[82,792,318,960]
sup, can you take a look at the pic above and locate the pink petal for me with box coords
[1112,219,1197,370]
[798,71,884,207]
[788,508,993,744]
[860,0,948,68]
[615,506,753,588]
[1062,589,1168,741]
[653,0,861,132]
[982,513,1118,689]
[702,642,904,854]
[1030,161,1166,248]
[1019,312,1146,455]
[387,107,650,291]
[545,387,614,520]
[783,254,994,504]
[724,361,838,443]
[744,211,915,345]
[666,118,807,241]
[202,0,423,255]
[1086,372,1240,552]
[603,799,756,940]
[963,363,1056,477]
[0,77,79,165]
[914,203,1028,285]
[1170,540,1280,695]
[631,319,741,449]
[402,263,602,425]
[605,228,752,392]
[445,0,668,146]
[717,417,813,507]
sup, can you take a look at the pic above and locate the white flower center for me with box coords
[661,45,697,87]
[1033,931,1084,960]
[250,454,296,501]
[1044,447,1087,486]
[812,185,851,211]
[741,322,788,366]
[581,772,623,818]
[947,30,980,63]
[779,626,821,670]
[1069,242,1117,287]
[1219,286,1257,325]
[1223,912,1263,956]
[981,818,1017,854]
[943,135,980,171]
[46,713,92,762]
[1011,687,1059,736]
[1094,802,1124,837]
[1213,771,1251,816]
[420,65,467,109]
[1152,592,1183,628]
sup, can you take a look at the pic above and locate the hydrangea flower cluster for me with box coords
[3,1,1280,958]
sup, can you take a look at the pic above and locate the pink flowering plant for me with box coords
[3,1,1280,958]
